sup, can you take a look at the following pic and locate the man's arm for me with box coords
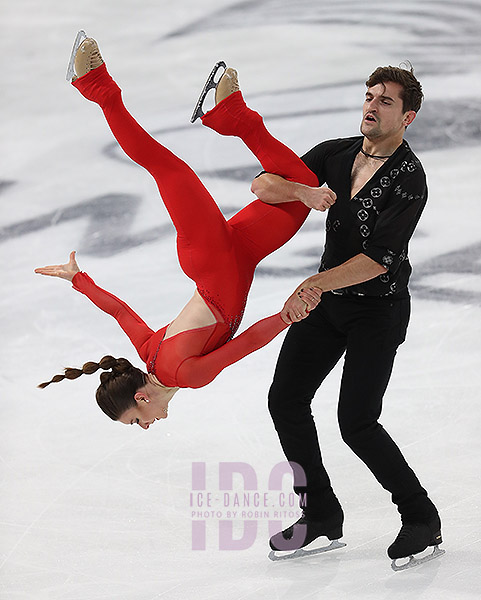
[283,254,387,323]
[302,253,387,292]
[251,173,336,212]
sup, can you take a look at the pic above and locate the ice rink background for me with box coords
[1,0,481,598]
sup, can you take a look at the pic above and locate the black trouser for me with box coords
[268,291,437,522]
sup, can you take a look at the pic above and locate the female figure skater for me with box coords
[36,35,325,428]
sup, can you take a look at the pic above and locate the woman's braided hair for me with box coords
[38,355,147,420]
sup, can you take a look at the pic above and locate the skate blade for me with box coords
[391,545,445,572]
[190,61,227,123]
[66,30,87,81]
[268,539,346,562]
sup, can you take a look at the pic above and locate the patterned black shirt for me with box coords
[302,136,427,297]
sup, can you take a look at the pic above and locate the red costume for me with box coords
[71,64,318,388]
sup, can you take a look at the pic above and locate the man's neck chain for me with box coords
[360,147,392,161]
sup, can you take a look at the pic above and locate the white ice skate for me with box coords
[66,30,87,81]
[190,61,227,123]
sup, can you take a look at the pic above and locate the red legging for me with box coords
[73,64,318,333]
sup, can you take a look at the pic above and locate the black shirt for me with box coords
[302,136,427,297]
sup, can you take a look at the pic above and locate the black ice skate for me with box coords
[268,512,346,561]
[190,61,227,123]
[388,515,445,571]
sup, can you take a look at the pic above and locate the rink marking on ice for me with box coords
[0,435,138,573]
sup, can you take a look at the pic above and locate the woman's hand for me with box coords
[281,286,323,324]
[35,251,80,282]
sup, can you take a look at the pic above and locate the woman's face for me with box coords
[118,397,168,429]
[117,375,177,429]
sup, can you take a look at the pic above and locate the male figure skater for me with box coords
[253,64,442,567]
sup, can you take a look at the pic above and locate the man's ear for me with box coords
[404,110,416,127]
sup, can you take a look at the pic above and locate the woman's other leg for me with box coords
[202,90,318,266]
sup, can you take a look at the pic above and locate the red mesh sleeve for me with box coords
[175,313,289,388]
[72,272,155,362]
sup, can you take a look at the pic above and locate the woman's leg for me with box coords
[202,91,317,186]
[202,91,318,265]
[72,64,263,333]
[72,64,232,259]
[72,63,316,332]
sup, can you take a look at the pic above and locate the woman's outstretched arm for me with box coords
[35,252,157,361]
[35,250,80,281]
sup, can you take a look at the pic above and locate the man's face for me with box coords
[361,81,416,141]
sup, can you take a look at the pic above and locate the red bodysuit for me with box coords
[73,271,288,388]
[72,64,319,388]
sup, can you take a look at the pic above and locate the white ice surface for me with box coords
[1,1,481,598]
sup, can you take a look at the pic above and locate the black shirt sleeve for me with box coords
[300,141,336,186]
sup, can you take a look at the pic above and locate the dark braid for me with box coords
[39,355,147,421]
[38,358,108,388]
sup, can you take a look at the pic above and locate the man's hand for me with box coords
[281,286,323,324]
[252,174,336,211]
[299,186,337,211]
[35,251,80,282]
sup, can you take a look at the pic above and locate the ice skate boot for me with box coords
[190,61,230,122]
[214,67,240,104]
[66,31,104,82]
[268,511,346,561]
[388,515,445,571]
[69,36,120,105]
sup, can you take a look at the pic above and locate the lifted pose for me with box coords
[36,34,329,428]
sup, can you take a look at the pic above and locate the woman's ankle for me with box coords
[72,63,121,105]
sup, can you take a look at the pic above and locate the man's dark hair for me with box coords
[366,62,423,113]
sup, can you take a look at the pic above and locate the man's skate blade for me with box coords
[268,539,346,562]
[66,30,87,81]
[391,546,445,572]
[190,61,227,123]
